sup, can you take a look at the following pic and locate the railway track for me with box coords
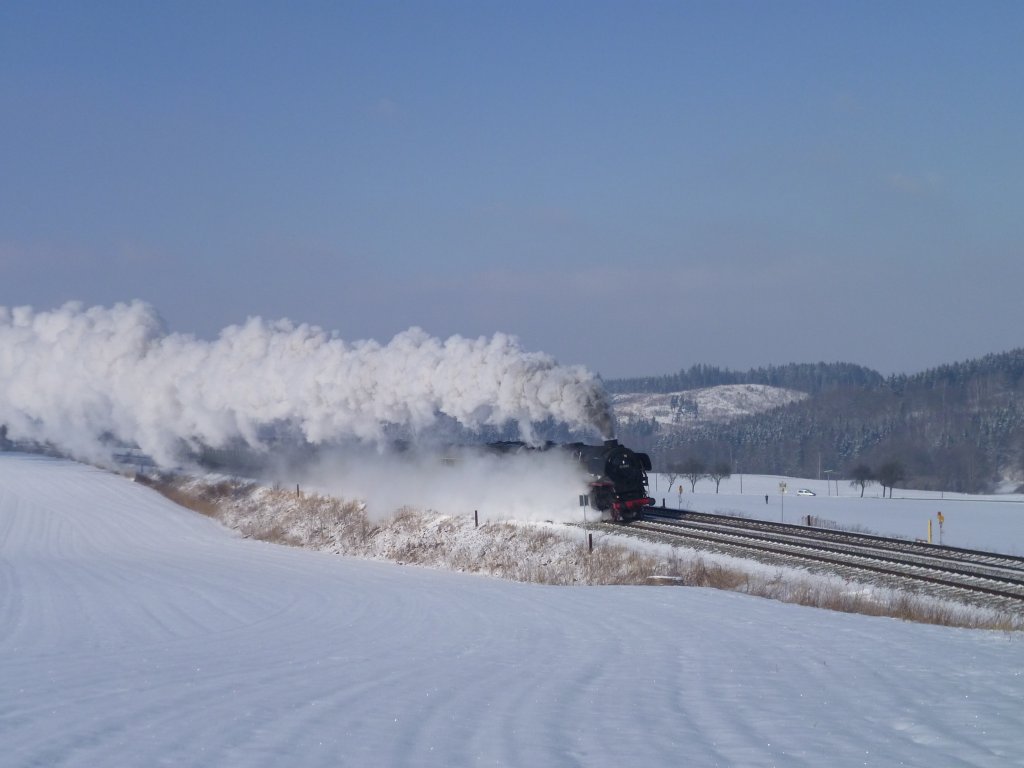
[611,508,1024,612]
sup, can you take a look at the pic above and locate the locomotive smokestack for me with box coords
[584,387,615,442]
[604,438,619,447]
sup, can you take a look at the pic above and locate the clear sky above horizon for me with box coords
[3,1,1022,379]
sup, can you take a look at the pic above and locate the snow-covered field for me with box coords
[3,453,1023,767]
[651,473,1024,556]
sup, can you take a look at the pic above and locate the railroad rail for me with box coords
[610,508,1024,612]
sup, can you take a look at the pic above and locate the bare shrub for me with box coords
[141,476,220,518]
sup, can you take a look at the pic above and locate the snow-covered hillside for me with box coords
[2,453,1022,767]
[612,384,807,430]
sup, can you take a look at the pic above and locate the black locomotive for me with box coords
[489,438,654,521]
[566,439,654,521]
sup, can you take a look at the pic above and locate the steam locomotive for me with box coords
[567,439,654,521]
[489,438,655,521]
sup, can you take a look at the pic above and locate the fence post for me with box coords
[474,510,478,528]
[588,533,593,553]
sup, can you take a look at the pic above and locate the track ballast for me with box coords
[610,508,1024,613]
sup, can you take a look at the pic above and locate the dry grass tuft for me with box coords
[137,474,221,518]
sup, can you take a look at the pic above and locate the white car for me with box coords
[796,488,815,497]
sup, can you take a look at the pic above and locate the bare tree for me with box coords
[849,464,875,498]
[876,461,906,499]
[660,463,681,499]
[709,461,732,494]
[681,457,706,492]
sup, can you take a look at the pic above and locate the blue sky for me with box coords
[3,1,1022,378]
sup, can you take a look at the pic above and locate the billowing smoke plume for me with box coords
[0,301,614,466]
[291,446,592,524]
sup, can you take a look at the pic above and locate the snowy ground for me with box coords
[651,473,1024,557]
[2,453,1023,767]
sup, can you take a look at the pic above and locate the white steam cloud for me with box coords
[0,301,613,466]
[290,448,591,524]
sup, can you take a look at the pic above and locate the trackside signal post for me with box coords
[778,481,787,522]
[579,494,593,552]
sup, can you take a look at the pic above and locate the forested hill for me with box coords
[610,349,1024,493]
[605,362,884,395]
[898,348,1024,392]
